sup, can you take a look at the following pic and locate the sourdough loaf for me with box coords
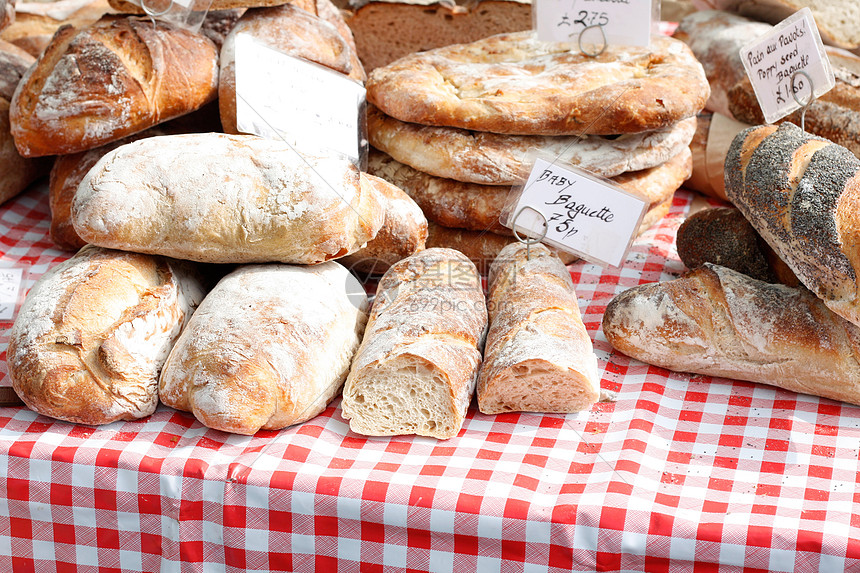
[477,242,599,414]
[366,32,710,135]
[159,263,368,435]
[9,15,219,157]
[603,263,860,406]
[340,248,488,439]
[7,245,207,425]
[72,132,386,264]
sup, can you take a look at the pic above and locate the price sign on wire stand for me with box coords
[500,156,647,268]
[533,0,657,49]
[739,7,835,124]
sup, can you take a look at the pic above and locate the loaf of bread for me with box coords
[725,122,860,326]
[1,39,49,206]
[676,206,799,286]
[603,263,860,406]
[219,1,365,134]
[345,0,532,72]
[339,173,427,275]
[159,262,368,435]
[72,132,386,264]
[340,248,488,439]
[107,0,294,14]
[477,242,599,414]
[9,15,219,157]
[7,245,207,425]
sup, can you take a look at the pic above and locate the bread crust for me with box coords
[366,32,709,136]
[7,245,206,425]
[9,15,219,157]
[72,132,386,264]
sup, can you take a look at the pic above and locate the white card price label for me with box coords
[234,33,367,165]
[534,0,654,49]
[505,158,647,267]
[0,268,23,321]
[740,8,834,124]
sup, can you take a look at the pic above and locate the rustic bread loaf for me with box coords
[9,15,219,157]
[725,122,860,326]
[339,173,427,275]
[159,262,368,435]
[7,245,207,425]
[366,32,710,136]
[368,105,698,185]
[219,2,365,134]
[1,39,49,206]
[0,0,115,57]
[107,0,293,14]
[72,132,386,264]
[603,263,860,406]
[345,0,532,72]
[340,247,488,439]
[477,242,599,414]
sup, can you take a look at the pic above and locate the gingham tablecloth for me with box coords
[1,182,859,572]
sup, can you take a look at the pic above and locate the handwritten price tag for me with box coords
[0,268,23,321]
[534,0,655,48]
[504,158,647,267]
[234,33,367,166]
[740,8,834,124]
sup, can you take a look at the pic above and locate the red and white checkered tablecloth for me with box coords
[1,182,859,572]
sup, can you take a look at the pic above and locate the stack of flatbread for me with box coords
[364,31,711,271]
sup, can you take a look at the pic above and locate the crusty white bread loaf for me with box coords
[1,39,50,206]
[345,0,532,72]
[219,1,365,135]
[9,15,219,157]
[725,122,860,327]
[0,0,115,57]
[159,263,369,435]
[7,245,207,425]
[368,105,698,185]
[339,173,427,274]
[603,263,860,406]
[477,242,599,414]
[72,132,386,264]
[340,247,488,439]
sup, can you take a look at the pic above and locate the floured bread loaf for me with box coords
[603,263,860,406]
[219,1,365,134]
[9,15,219,157]
[339,173,427,275]
[478,242,599,414]
[107,0,294,14]
[7,245,207,425]
[341,248,488,439]
[72,132,386,264]
[159,263,369,435]
[368,106,698,185]
[0,0,115,57]
[366,32,710,135]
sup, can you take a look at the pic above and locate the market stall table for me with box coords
[1,182,858,572]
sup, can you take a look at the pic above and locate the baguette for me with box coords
[340,247,488,439]
[9,15,219,157]
[159,263,369,435]
[72,132,386,264]
[477,242,599,414]
[7,245,207,425]
[602,263,860,406]
[724,122,860,326]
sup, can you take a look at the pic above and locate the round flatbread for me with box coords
[366,32,710,136]
[367,147,692,234]
[368,105,697,185]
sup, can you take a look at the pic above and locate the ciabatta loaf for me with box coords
[9,15,219,157]
[603,263,860,406]
[72,132,386,264]
[725,122,860,326]
[340,248,488,439]
[159,263,369,435]
[7,245,207,425]
[477,242,599,414]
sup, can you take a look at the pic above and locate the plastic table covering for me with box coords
[1,183,859,572]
